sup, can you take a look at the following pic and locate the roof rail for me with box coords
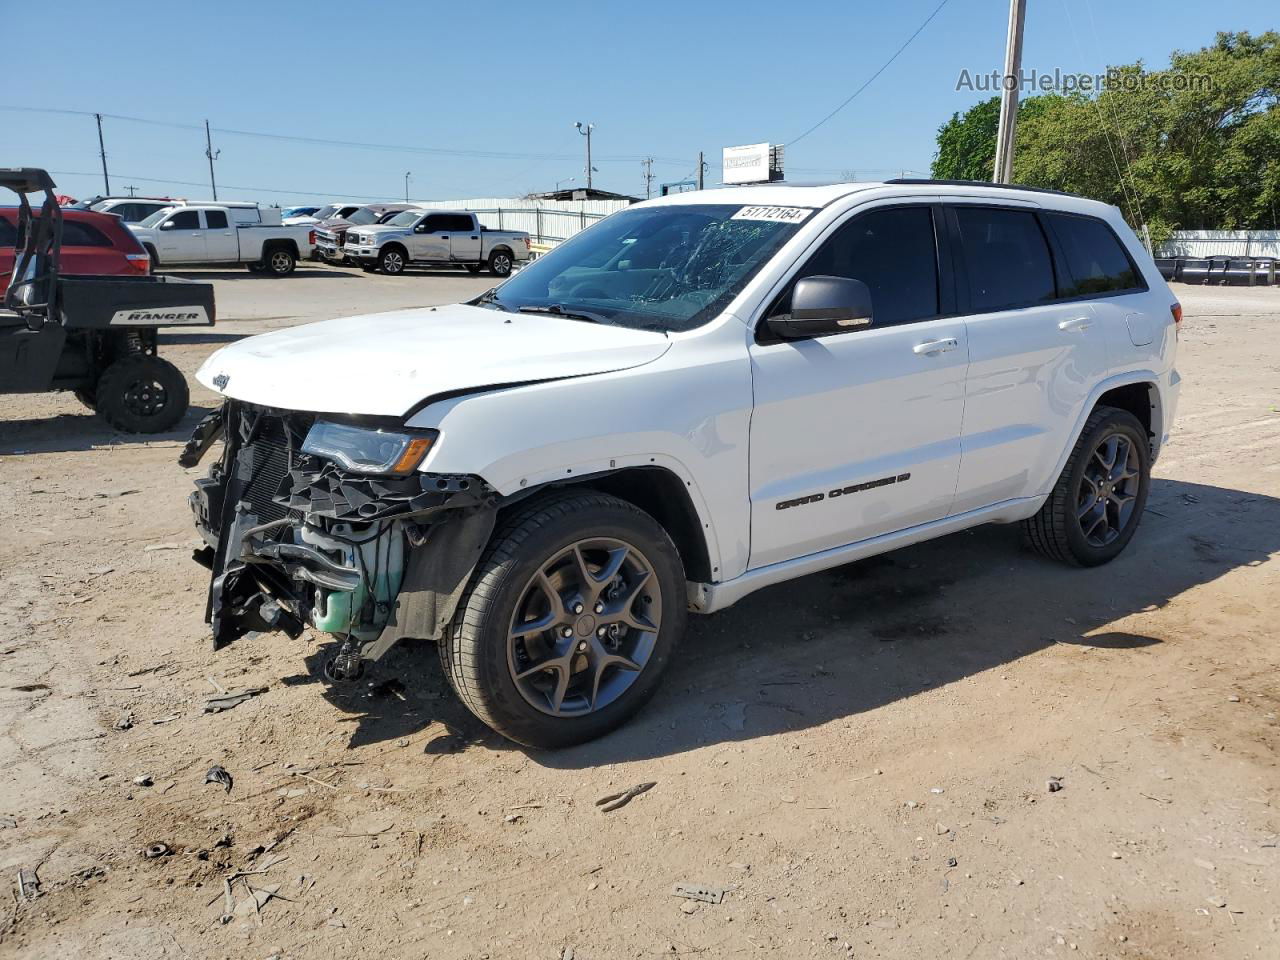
[884,178,1078,198]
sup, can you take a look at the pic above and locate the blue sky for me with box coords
[4,0,1272,205]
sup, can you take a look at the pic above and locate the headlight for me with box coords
[301,421,437,475]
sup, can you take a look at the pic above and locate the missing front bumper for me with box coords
[185,401,497,655]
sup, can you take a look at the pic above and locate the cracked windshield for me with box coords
[482,203,810,332]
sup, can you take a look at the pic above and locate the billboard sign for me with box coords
[722,143,773,185]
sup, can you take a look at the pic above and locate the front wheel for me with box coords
[440,492,686,748]
[96,354,190,434]
[487,250,513,277]
[1023,406,1150,566]
[379,247,406,275]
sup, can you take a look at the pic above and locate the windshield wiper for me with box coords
[473,289,512,312]
[517,304,609,324]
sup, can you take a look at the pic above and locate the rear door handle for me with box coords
[913,337,960,355]
[1058,316,1092,332]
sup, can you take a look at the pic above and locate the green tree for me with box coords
[930,31,1280,234]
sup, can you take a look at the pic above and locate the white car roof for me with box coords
[644,180,1116,218]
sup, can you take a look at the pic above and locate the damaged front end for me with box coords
[181,402,497,678]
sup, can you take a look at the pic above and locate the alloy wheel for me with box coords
[493,254,511,275]
[1076,432,1141,547]
[506,537,661,718]
[270,251,292,273]
[383,251,404,273]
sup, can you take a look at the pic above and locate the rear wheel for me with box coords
[264,246,296,276]
[440,492,685,748]
[488,250,513,277]
[96,354,189,434]
[1023,406,1150,566]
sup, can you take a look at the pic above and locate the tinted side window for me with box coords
[1044,213,1144,296]
[777,206,940,326]
[443,214,474,232]
[421,215,449,232]
[61,221,112,247]
[168,211,200,229]
[205,210,229,229]
[954,207,1055,312]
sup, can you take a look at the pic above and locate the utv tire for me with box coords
[440,491,686,749]
[73,386,97,410]
[96,354,189,434]
[379,246,407,275]
[487,250,513,277]
[1023,405,1150,566]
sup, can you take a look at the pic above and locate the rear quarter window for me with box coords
[1043,212,1146,296]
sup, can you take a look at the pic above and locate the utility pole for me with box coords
[641,157,654,199]
[992,0,1027,184]
[204,119,220,201]
[125,185,138,197]
[696,152,705,190]
[404,171,412,202]
[94,113,110,195]
[574,121,594,190]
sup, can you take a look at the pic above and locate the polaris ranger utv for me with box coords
[0,168,214,433]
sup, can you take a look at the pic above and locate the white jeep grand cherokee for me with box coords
[184,179,1181,748]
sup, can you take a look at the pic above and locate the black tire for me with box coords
[1023,405,1150,566]
[378,245,407,275]
[73,387,97,410]
[360,261,378,273]
[96,354,189,434]
[487,249,513,277]
[440,491,686,749]
[263,246,297,276]
[247,260,266,273]
[465,263,482,275]
[144,244,159,269]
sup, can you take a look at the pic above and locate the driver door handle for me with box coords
[1058,316,1092,332]
[913,337,960,355]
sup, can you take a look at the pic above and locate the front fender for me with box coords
[406,339,754,580]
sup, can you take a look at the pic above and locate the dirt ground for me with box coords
[1,268,1277,960]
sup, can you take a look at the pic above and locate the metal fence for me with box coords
[1156,230,1280,258]
[412,196,632,245]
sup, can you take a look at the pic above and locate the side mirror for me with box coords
[768,275,874,339]
[160,221,175,230]
[413,224,426,233]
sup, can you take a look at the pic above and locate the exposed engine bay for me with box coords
[182,401,498,679]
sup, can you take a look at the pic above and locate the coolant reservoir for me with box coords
[301,521,405,639]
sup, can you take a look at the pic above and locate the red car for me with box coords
[0,207,150,289]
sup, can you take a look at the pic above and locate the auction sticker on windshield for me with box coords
[730,205,815,224]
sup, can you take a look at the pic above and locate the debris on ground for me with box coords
[152,714,180,724]
[204,686,268,713]
[1,816,18,829]
[205,765,234,794]
[1047,777,1064,792]
[133,774,153,787]
[17,866,41,900]
[596,781,656,812]
[671,883,726,904]
[113,713,133,731]
[143,542,183,552]
[143,842,169,859]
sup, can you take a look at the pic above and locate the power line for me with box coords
[46,169,410,202]
[0,104,693,167]
[789,0,954,146]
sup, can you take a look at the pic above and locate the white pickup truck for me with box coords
[129,205,315,276]
[186,180,1180,748]
[343,209,531,276]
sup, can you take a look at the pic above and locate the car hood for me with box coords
[196,303,671,418]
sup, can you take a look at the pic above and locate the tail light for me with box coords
[125,252,151,275]
[309,229,316,244]
[1171,302,1182,337]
